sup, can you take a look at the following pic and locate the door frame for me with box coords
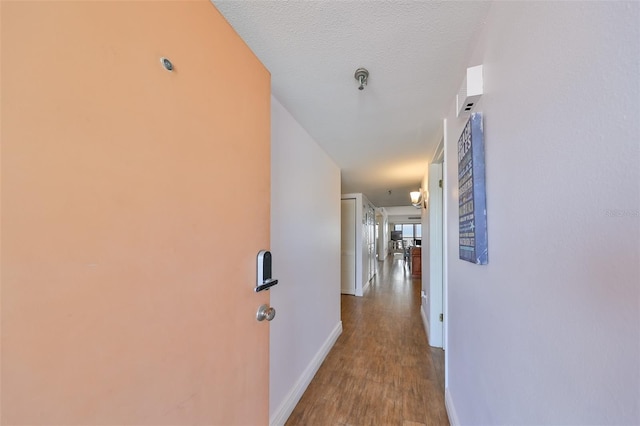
[442,120,450,388]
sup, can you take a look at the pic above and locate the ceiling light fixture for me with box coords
[354,68,369,90]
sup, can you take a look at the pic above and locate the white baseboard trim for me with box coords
[269,321,343,426]
[420,303,430,343]
[445,387,460,426]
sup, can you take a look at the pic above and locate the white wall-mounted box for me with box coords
[456,65,483,117]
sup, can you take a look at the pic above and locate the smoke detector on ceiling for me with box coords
[456,65,483,117]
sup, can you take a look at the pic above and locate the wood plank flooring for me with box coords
[285,255,448,426]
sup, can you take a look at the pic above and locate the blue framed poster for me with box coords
[458,112,488,264]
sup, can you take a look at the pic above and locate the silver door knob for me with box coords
[256,304,276,322]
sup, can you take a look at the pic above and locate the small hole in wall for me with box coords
[161,57,174,72]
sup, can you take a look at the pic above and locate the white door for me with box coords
[341,199,357,295]
[368,208,376,280]
[428,163,444,348]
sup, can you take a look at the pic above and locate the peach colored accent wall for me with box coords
[2,1,270,424]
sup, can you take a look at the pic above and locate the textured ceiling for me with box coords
[213,0,491,207]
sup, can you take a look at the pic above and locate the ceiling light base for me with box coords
[354,68,369,90]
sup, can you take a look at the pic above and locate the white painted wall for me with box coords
[444,2,640,425]
[270,96,342,425]
[386,206,423,225]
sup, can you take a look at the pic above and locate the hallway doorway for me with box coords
[286,257,448,425]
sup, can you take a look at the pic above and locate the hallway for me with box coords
[285,256,448,426]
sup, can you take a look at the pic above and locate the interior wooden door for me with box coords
[2,2,271,424]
